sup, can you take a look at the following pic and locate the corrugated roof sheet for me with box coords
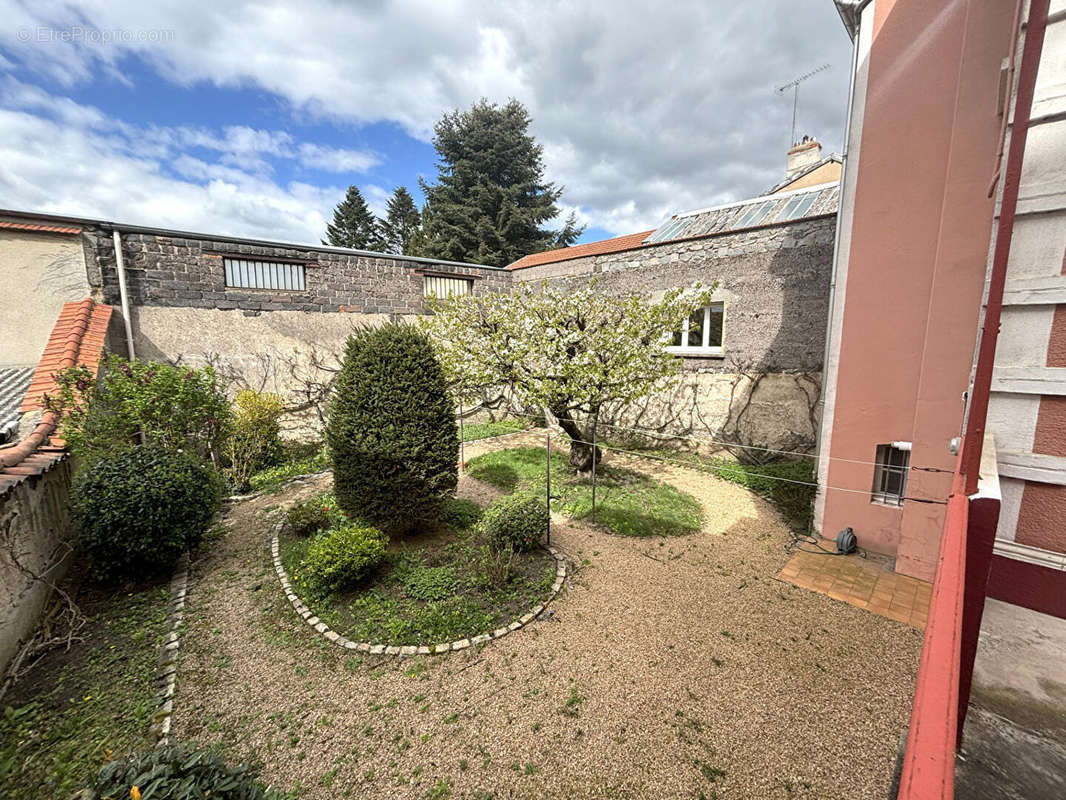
[0,366,33,444]
[644,182,839,245]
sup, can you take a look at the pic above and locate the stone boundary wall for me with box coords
[0,458,75,679]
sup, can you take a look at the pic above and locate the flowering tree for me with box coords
[423,281,714,470]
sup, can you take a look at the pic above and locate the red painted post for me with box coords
[957,494,1000,745]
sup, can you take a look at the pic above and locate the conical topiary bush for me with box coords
[327,322,459,535]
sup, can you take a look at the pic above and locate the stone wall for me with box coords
[514,215,835,450]
[0,457,74,679]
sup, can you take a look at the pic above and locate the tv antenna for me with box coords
[776,63,831,146]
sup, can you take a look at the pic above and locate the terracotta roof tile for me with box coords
[1,298,112,495]
[508,230,655,271]
[0,220,82,235]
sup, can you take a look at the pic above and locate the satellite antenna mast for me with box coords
[776,63,831,146]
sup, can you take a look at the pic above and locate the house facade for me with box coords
[818,0,1066,613]
[509,174,838,451]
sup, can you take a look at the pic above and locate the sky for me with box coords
[0,0,853,249]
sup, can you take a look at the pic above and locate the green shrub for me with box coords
[223,389,284,492]
[481,493,548,553]
[71,448,223,579]
[83,742,276,799]
[711,458,815,533]
[299,523,388,595]
[285,492,346,537]
[47,354,230,467]
[327,323,458,535]
[441,498,482,530]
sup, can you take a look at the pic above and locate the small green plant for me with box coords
[328,323,458,535]
[481,493,548,553]
[441,497,482,529]
[559,686,584,717]
[70,448,223,579]
[400,563,458,601]
[286,492,346,537]
[223,389,285,492]
[83,742,277,799]
[298,523,388,596]
[47,354,230,467]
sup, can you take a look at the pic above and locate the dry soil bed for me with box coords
[173,433,921,799]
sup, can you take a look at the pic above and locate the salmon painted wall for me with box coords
[821,0,1014,580]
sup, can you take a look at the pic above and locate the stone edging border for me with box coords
[151,554,189,746]
[269,521,567,656]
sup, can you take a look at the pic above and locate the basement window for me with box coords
[666,303,724,357]
[872,444,910,507]
[423,275,472,299]
[224,258,305,291]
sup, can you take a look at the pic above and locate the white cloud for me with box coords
[0,0,852,237]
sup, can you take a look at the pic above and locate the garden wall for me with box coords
[513,215,835,450]
[0,455,75,679]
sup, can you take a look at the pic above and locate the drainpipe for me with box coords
[112,229,137,360]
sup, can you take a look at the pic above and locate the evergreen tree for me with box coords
[418,99,584,267]
[323,185,385,251]
[379,186,422,255]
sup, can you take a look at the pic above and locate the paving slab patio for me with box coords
[776,548,932,629]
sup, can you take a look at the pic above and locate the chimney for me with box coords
[786,135,822,178]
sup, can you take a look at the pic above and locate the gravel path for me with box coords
[174,433,921,799]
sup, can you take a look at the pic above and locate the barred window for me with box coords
[423,275,472,299]
[872,444,910,507]
[224,258,305,291]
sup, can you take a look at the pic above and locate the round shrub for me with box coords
[481,493,548,553]
[299,523,388,595]
[71,448,223,579]
[327,323,458,535]
[285,492,346,537]
[84,742,276,799]
[441,497,482,530]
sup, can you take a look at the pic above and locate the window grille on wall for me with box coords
[223,258,306,291]
[872,444,910,506]
[423,275,472,299]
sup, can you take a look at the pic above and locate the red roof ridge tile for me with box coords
[508,230,656,271]
[2,299,112,484]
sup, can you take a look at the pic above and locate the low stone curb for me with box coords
[269,521,567,656]
[151,555,189,746]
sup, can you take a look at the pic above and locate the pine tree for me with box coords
[379,186,422,255]
[323,185,385,251]
[418,99,584,267]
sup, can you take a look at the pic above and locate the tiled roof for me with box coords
[0,219,82,235]
[1,299,113,497]
[0,366,34,443]
[508,230,655,271]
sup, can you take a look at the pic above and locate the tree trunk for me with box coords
[552,408,602,472]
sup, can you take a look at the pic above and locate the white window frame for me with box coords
[871,443,911,507]
[666,302,725,357]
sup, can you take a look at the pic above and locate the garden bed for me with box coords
[276,489,559,647]
[0,579,171,796]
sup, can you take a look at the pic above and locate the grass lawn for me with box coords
[466,445,702,537]
[0,581,171,796]
[249,442,330,494]
[459,418,528,442]
[279,503,556,645]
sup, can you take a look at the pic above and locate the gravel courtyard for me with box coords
[173,433,922,799]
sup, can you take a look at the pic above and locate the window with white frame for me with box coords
[423,275,472,299]
[667,302,724,356]
[223,258,306,291]
[872,443,910,506]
